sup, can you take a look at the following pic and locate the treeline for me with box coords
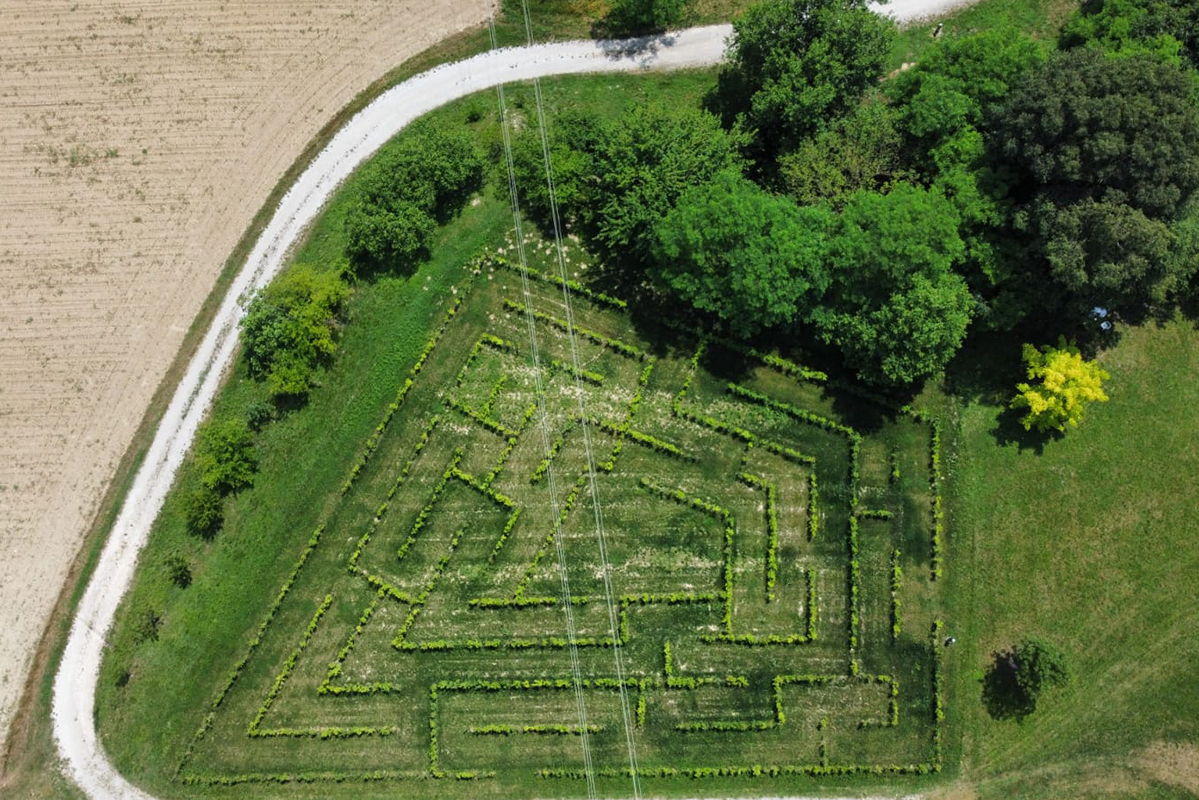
[177,127,488,545]
[512,0,1199,387]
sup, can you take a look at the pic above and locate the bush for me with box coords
[603,0,689,34]
[195,418,257,494]
[1010,338,1110,433]
[344,201,434,273]
[344,125,484,273]
[241,265,350,399]
[983,637,1070,719]
[184,485,223,539]
[245,400,274,432]
[166,555,193,588]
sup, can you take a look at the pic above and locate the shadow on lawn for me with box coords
[982,649,1036,721]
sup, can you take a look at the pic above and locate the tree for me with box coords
[344,201,435,273]
[993,48,1199,221]
[888,29,1047,127]
[575,106,747,271]
[1060,0,1198,68]
[1010,338,1110,433]
[241,265,350,398]
[983,637,1070,720]
[183,486,223,540]
[811,184,972,385]
[874,31,1045,331]
[344,125,484,272]
[510,111,603,236]
[1036,198,1181,308]
[194,418,258,494]
[356,126,484,223]
[778,100,908,208]
[714,0,895,161]
[604,0,690,34]
[650,170,833,336]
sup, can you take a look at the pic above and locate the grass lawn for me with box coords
[943,319,1199,800]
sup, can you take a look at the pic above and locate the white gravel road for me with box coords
[51,4,978,798]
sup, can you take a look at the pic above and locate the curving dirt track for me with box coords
[0,0,494,759]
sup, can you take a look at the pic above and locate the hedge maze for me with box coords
[176,256,947,794]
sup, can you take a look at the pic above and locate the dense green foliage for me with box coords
[510,111,602,235]
[778,100,907,208]
[194,418,258,495]
[1061,0,1199,67]
[983,636,1071,720]
[183,485,223,540]
[1034,197,1188,307]
[240,265,350,398]
[604,0,690,34]
[344,126,484,272]
[715,0,896,161]
[650,170,833,335]
[812,185,972,385]
[992,48,1199,311]
[1010,338,1110,432]
[554,106,746,268]
[995,48,1199,220]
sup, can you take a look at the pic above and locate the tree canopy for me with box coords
[241,265,350,399]
[650,170,833,336]
[604,0,690,34]
[1061,0,1199,68]
[1035,198,1185,307]
[572,106,747,270]
[715,0,895,161]
[811,185,973,385]
[510,111,603,236]
[778,100,908,208]
[1011,338,1111,433]
[194,418,258,495]
[993,48,1199,220]
[344,126,484,273]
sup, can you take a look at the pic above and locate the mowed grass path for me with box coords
[946,319,1199,800]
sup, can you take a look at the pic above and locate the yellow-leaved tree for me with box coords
[1011,338,1110,432]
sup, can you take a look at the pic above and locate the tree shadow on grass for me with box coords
[989,404,1061,455]
[982,648,1035,721]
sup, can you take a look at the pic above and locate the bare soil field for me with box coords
[0,0,490,758]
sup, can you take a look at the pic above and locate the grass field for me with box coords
[941,320,1199,800]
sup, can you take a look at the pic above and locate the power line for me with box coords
[485,10,599,798]
[514,0,644,792]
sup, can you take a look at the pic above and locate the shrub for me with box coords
[983,636,1070,720]
[1011,338,1110,433]
[344,126,484,273]
[344,201,434,273]
[244,400,274,432]
[194,418,257,494]
[603,0,690,34]
[184,485,223,539]
[166,555,193,589]
[241,265,350,399]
